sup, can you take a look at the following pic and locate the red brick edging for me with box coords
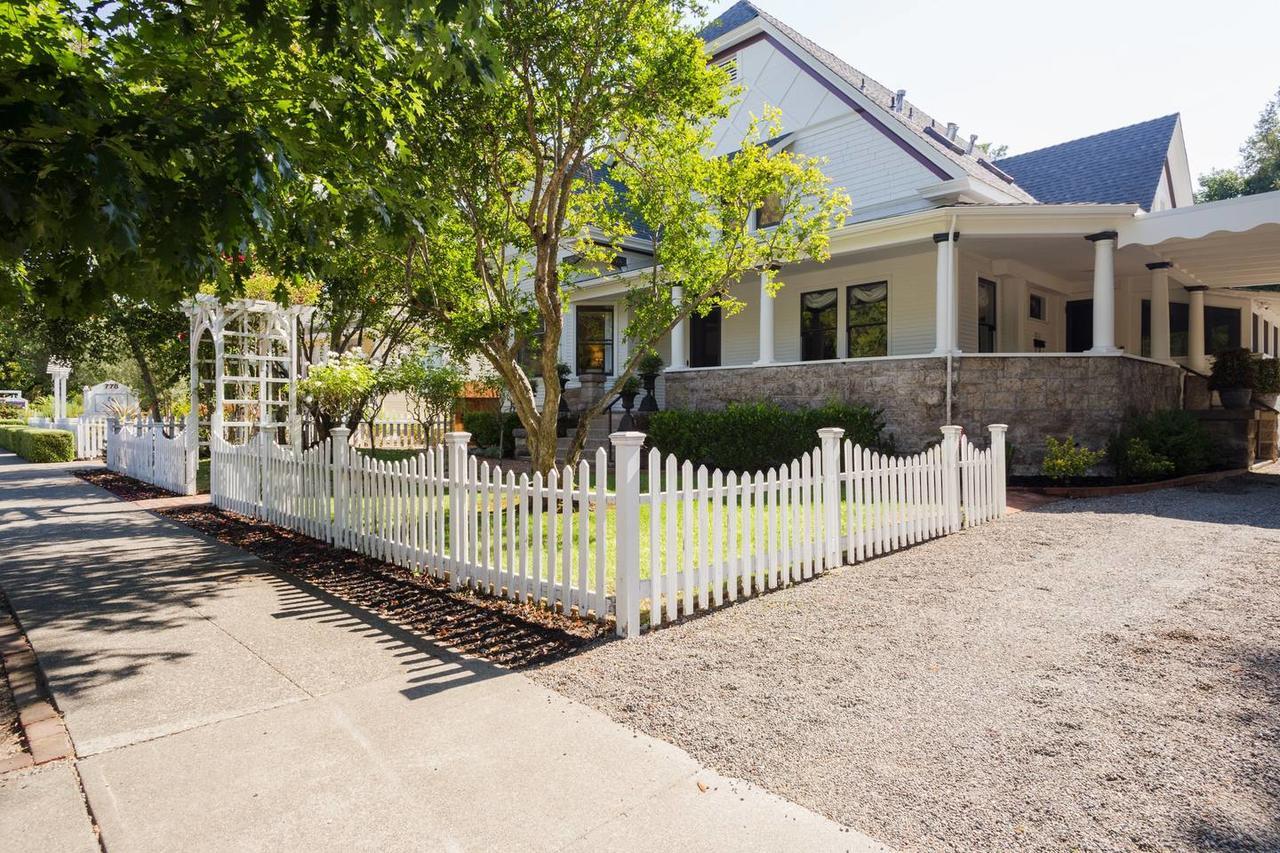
[1017,467,1256,499]
[0,595,74,773]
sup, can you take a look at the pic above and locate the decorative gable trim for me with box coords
[711,31,953,182]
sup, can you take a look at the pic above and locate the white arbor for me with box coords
[184,296,315,453]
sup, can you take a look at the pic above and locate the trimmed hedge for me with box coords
[1108,410,1215,483]
[0,425,76,463]
[647,401,890,473]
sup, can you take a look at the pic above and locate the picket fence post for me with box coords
[330,426,350,547]
[444,431,470,590]
[611,431,646,638]
[940,425,962,532]
[988,423,1008,518]
[817,427,845,567]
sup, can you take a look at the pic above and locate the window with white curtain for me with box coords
[800,289,838,361]
[846,282,888,358]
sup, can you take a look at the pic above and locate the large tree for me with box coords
[1,0,496,315]
[399,0,848,473]
[1198,86,1280,202]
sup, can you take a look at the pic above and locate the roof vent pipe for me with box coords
[893,89,906,112]
[966,134,979,155]
[946,122,959,141]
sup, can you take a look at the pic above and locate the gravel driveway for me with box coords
[531,469,1280,851]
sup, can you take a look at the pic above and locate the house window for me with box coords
[1205,306,1241,355]
[1264,319,1272,355]
[756,193,784,229]
[689,307,722,368]
[978,278,998,353]
[1029,293,1045,321]
[517,320,546,378]
[800,289,838,361]
[1140,302,1240,357]
[575,306,614,374]
[846,282,888,358]
[1254,314,1261,352]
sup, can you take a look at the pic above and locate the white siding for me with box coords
[712,40,940,219]
[711,248,939,366]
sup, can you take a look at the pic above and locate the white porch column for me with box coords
[1147,261,1173,362]
[669,284,687,370]
[932,232,957,354]
[1086,231,1119,354]
[1187,285,1208,374]
[756,267,776,365]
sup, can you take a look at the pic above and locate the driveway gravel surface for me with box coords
[532,468,1280,851]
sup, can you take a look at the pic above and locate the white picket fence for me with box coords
[208,423,1006,636]
[26,415,108,459]
[105,418,197,495]
[352,418,449,449]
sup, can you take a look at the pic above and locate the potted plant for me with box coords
[1209,347,1256,410]
[555,362,573,437]
[1254,355,1280,410]
[637,352,664,413]
[617,375,641,430]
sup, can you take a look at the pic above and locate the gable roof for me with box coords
[701,2,1037,203]
[994,114,1179,210]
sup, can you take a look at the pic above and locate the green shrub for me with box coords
[1109,409,1214,482]
[462,411,521,456]
[0,426,75,463]
[0,403,26,420]
[1255,357,1280,395]
[1041,435,1105,481]
[647,401,889,472]
[1209,347,1255,389]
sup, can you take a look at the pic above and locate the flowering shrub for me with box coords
[299,352,378,423]
[1041,436,1105,481]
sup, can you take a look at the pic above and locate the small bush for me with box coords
[0,426,75,463]
[1209,347,1255,389]
[1041,435,1105,481]
[462,411,521,456]
[1109,409,1214,482]
[648,401,889,472]
[0,403,26,420]
[1255,357,1280,395]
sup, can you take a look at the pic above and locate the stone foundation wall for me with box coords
[662,356,1185,475]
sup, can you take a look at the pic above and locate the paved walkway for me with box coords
[0,454,884,852]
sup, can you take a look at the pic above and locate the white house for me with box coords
[555,1,1280,470]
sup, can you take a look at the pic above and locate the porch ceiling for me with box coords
[962,235,1155,287]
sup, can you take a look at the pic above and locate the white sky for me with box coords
[698,0,1279,181]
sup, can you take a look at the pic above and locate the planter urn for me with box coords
[1219,388,1253,410]
[638,373,659,413]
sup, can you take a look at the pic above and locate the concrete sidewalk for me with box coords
[0,453,886,852]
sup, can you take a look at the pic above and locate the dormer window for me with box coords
[756,192,783,229]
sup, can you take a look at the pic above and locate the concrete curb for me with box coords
[0,593,75,773]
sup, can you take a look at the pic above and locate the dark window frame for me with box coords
[689,307,722,368]
[575,305,615,375]
[978,278,998,353]
[1029,292,1045,321]
[846,281,888,359]
[800,288,838,362]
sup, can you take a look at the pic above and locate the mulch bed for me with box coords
[75,468,183,502]
[75,471,610,669]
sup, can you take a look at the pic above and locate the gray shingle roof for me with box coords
[701,2,1037,202]
[994,115,1179,210]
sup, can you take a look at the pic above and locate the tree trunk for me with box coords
[124,330,164,421]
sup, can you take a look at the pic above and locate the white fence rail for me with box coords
[26,415,109,459]
[352,418,450,449]
[105,418,197,495]
[208,423,1006,636]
